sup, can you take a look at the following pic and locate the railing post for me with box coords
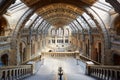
[117,71,120,80]
[86,65,90,75]
[115,71,117,80]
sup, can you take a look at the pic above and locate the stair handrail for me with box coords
[79,54,100,65]
[86,64,120,80]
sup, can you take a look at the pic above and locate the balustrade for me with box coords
[79,54,100,65]
[0,42,10,50]
[87,65,120,80]
[0,36,11,50]
[41,52,79,57]
[0,36,11,42]
[111,41,120,50]
[0,65,33,80]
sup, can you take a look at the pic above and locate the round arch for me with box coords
[1,54,9,66]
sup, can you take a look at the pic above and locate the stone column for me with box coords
[16,40,20,65]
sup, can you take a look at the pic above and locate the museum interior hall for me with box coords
[0,0,120,80]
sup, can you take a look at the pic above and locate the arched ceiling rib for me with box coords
[36,3,83,27]
[20,0,97,28]
[14,0,108,37]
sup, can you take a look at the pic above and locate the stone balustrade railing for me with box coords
[86,65,120,80]
[0,42,10,50]
[79,54,100,65]
[111,41,120,50]
[0,36,11,50]
[41,52,79,57]
[114,36,120,42]
[0,65,33,80]
[0,36,11,42]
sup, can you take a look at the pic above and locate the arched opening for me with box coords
[113,54,120,65]
[92,41,102,63]
[1,54,9,66]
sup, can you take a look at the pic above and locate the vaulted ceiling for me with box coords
[21,0,97,27]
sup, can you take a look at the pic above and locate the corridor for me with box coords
[24,57,97,80]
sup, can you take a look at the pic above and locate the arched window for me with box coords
[51,28,56,36]
[1,54,9,66]
[64,28,69,36]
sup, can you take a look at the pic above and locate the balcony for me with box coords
[0,42,10,50]
[111,36,120,50]
[0,36,11,42]
[0,36,11,50]
[114,35,120,42]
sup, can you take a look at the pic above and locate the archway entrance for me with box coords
[1,54,9,66]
